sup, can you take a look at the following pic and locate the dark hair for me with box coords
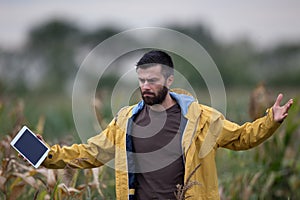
[136,50,174,78]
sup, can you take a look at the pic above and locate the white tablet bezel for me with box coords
[10,126,50,168]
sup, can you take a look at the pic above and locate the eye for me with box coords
[138,78,145,84]
[138,78,159,84]
[148,79,156,83]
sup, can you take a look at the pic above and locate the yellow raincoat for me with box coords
[43,91,280,199]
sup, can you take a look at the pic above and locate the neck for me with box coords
[149,93,176,112]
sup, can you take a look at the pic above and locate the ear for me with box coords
[166,75,174,88]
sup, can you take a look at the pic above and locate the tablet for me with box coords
[10,126,50,168]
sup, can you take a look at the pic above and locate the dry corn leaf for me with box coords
[35,115,46,135]
[44,194,51,200]
[58,183,81,195]
[76,184,86,190]
[11,159,32,171]
[91,168,105,198]
[8,181,25,200]
[62,167,77,187]
[1,158,9,174]
[13,172,39,189]
[35,168,49,177]
[29,169,38,176]
[91,168,100,187]
[47,169,57,188]
[0,176,6,191]
[1,135,12,158]
[35,167,57,187]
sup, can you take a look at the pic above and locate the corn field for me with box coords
[0,99,115,200]
[0,92,299,200]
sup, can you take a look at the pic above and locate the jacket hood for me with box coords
[131,88,197,116]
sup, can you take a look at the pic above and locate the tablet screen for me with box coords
[11,126,49,168]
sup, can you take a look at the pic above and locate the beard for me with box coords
[141,86,169,106]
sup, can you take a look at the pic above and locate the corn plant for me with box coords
[219,98,300,200]
[174,163,201,200]
[0,98,116,200]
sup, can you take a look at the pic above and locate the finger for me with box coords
[283,113,288,120]
[284,99,293,110]
[18,153,27,162]
[280,99,293,118]
[274,93,283,107]
[36,134,43,141]
[18,154,25,160]
[288,98,294,106]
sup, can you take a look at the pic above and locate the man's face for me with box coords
[137,65,172,106]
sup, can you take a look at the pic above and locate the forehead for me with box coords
[136,65,163,78]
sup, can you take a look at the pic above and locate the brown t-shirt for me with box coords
[132,104,184,200]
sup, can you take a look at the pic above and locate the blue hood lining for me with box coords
[132,92,195,116]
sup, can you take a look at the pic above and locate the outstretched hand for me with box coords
[272,93,293,123]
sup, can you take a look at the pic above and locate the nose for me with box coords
[141,80,151,90]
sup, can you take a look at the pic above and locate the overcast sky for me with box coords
[1,0,300,50]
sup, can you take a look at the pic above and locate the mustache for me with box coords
[142,91,155,96]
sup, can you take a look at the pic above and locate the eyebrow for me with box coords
[138,77,159,82]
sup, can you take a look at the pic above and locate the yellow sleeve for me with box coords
[217,108,281,150]
[42,119,117,169]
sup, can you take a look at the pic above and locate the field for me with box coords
[0,86,299,200]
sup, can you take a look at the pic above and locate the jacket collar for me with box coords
[131,92,196,117]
